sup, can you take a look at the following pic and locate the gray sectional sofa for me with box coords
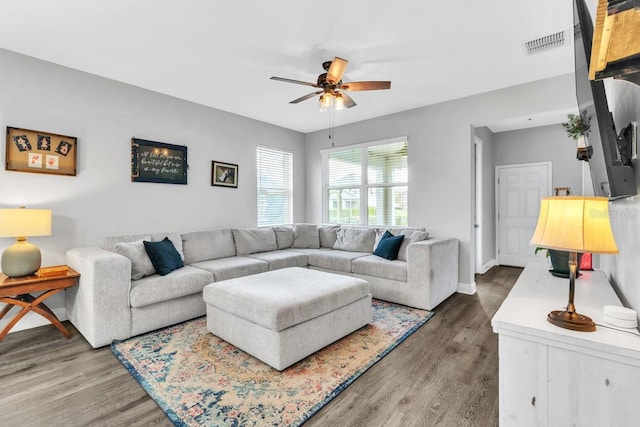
[65,224,459,348]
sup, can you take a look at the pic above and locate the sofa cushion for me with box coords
[373,231,405,260]
[285,248,331,256]
[114,236,154,280]
[352,255,408,282]
[273,225,294,249]
[232,228,277,255]
[308,249,370,273]
[292,223,320,248]
[104,232,185,261]
[190,256,268,282]
[333,227,376,253]
[247,250,308,270]
[182,229,236,264]
[129,265,214,308]
[143,237,184,276]
[319,224,340,248]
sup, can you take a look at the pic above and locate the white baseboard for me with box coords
[458,281,477,295]
[1,305,68,334]
[478,259,497,274]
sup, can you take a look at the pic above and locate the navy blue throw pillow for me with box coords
[374,231,405,260]
[143,237,184,276]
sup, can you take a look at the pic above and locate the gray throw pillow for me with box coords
[114,237,155,280]
[292,224,320,249]
[333,228,376,253]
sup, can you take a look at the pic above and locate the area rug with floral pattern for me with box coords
[111,299,434,426]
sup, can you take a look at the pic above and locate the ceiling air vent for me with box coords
[525,30,565,54]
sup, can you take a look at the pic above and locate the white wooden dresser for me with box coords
[492,262,640,426]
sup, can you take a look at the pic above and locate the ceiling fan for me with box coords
[270,57,391,110]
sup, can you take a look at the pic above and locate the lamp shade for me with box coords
[530,196,618,254]
[0,208,52,238]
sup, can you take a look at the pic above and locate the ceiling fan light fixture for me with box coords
[318,93,328,112]
[334,93,345,110]
[320,92,333,109]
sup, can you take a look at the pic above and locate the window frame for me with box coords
[321,136,408,226]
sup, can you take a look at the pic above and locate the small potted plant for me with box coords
[563,111,593,160]
[535,247,583,278]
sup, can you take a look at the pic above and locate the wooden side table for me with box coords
[0,265,80,340]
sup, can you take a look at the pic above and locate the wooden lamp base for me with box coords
[548,310,596,332]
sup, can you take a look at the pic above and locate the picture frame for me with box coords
[131,138,188,185]
[5,126,77,176]
[211,161,238,188]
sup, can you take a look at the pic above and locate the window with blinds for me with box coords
[257,146,293,226]
[323,138,408,226]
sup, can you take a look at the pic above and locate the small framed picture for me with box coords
[211,161,238,188]
[37,135,51,151]
[55,140,73,156]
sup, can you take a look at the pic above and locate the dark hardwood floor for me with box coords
[0,266,521,427]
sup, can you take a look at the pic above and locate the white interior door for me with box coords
[496,162,551,267]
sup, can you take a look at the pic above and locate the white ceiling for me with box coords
[0,0,576,133]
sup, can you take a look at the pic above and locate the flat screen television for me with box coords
[574,0,636,199]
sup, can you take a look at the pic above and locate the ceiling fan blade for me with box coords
[290,90,323,104]
[340,92,357,108]
[270,76,320,88]
[341,81,391,91]
[326,57,349,84]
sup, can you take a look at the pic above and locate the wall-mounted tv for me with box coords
[574,0,636,199]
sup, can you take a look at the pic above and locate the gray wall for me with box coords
[304,73,577,289]
[0,48,305,330]
[601,79,640,315]
[472,124,584,272]
[493,124,584,194]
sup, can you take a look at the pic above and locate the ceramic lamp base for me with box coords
[548,310,596,332]
[1,238,41,277]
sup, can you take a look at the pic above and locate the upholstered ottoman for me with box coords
[202,267,371,370]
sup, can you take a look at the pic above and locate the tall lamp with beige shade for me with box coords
[0,207,52,277]
[530,196,618,332]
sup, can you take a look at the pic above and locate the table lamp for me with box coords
[530,196,618,332]
[0,207,52,277]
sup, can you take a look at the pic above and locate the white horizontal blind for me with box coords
[326,148,362,224]
[323,138,408,226]
[367,141,408,225]
[257,146,292,226]
[367,141,407,184]
[328,148,362,187]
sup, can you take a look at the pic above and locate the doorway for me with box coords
[474,137,484,273]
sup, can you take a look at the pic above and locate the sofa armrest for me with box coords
[407,237,459,310]
[66,247,132,348]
